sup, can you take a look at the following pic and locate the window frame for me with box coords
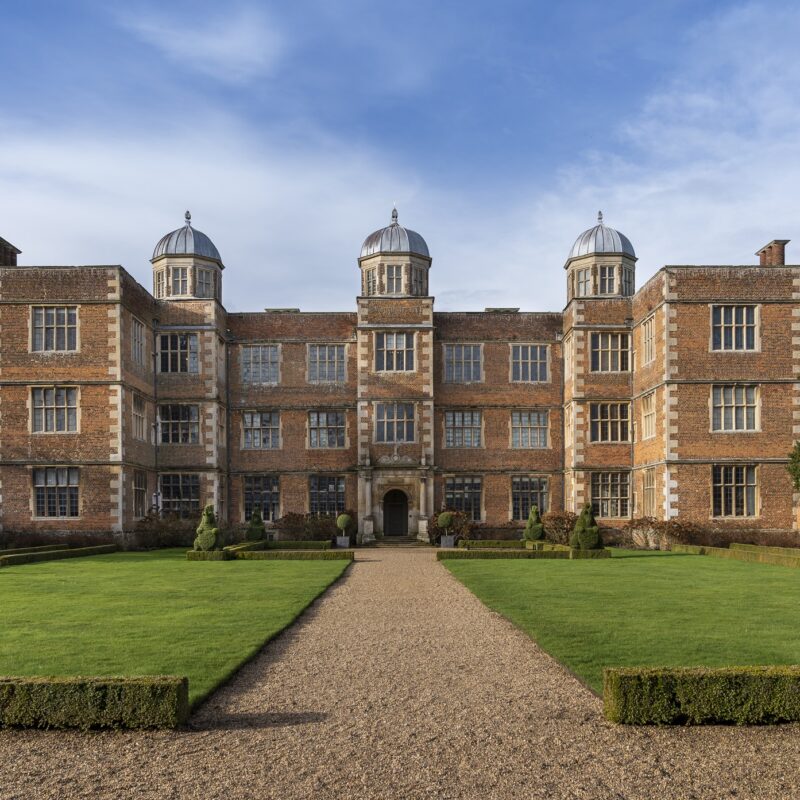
[375,332,415,372]
[31,386,78,434]
[711,384,759,432]
[710,305,759,352]
[170,266,189,296]
[589,402,630,443]
[307,344,346,384]
[386,264,403,294]
[158,332,199,374]
[240,344,280,385]
[711,465,758,518]
[133,470,148,519]
[510,343,549,383]
[308,410,347,449]
[510,410,549,449]
[576,268,591,297]
[642,467,656,518]
[31,306,78,353]
[598,265,616,295]
[159,473,201,518]
[375,402,415,444]
[133,393,146,441]
[243,474,280,522]
[511,475,549,521]
[642,391,656,440]
[444,475,483,522]
[443,343,483,384]
[131,317,146,366]
[590,472,630,518]
[32,466,80,518]
[590,332,630,372]
[159,404,200,445]
[309,475,346,516]
[196,268,215,299]
[642,315,655,365]
[241,410,280,450]
[444,410,482,448]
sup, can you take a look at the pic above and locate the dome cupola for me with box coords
[358,208,432,298]
[564,212,637,301]
[151,211,223,301]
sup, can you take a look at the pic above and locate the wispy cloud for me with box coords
[118,5,285,83]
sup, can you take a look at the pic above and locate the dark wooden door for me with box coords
[383,490,408,536]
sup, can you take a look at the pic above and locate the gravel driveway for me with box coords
[1,548,798,799]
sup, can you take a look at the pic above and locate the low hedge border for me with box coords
[569,548,611,559]
[437,549,570,560]
[604,666,800,725]
[524,541,571,551]
[263,541,332,550]
[186,550,234,561]
[0,543,70,556]
[672,543,800,568]
[235,550,354,561]
[0,676,189,730]
[223,540,268,552]
[731,543,800,557]
[458,540,526,549]
[0,544,118,568]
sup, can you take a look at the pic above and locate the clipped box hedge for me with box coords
[0,543,70,556]
[264,541,332,550]
[525,541,571,551]
[186,549,234,561]
[0,544,117,568]
[458,540,526,549]
[223,540,267,553]
[569,548,611,559]
[235,550,354,561]
[604,666,800,725]
[731,543,800,557]
[0,676,189,730]
[672,543,800,568]
[437,549,570,560]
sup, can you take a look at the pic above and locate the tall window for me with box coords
[159,333,199,373]
[196,268,215,298]
[33,467,79,518]
[309,411,346,448]
[376,403,414,443]
[134,470,147,518]
[511,476,549,521]
[244,475,280,521]
[154,271,165,298]
[712,385,758,431]
[411,267,425,295]
[576,268,591,297]
[309,344,345,383]
[32,306,77,352]
[160,474,201,517]
[32,387,78,433]
[590,403,630,442]
[642,392,656,440]
[242,411,280,449]
[386,265,403,294]
[590,332,629,372]
[599,265,615,294]
[132,317,145,366]
[241,345,279,384]
[711,305,757,351]
[309,475,346,515]
[133,393,146,441]
[622,268,634,296]
[511,411,548,448]
[375,332,414,371]
[712,465,757,517]
[642,468,656,517]
[444,411,482,448]
[511,344,548,382]
[444,476,482,521]
[591,472,630,518]
[171,266,188,296]
[444,344,482,383]
[159,404,200,444]
[642,316,655,364]
[365,269,376,296]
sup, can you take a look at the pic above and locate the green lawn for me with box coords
[0,549,349,706]
[444,550,800,693]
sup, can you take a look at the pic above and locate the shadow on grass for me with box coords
[190,710,328,730]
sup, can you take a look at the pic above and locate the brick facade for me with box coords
[0,216,797,539]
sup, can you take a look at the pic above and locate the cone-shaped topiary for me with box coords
[246,507,266,542]
[523,505,544,541]
[570,503,603,550]
[194,505,220,551]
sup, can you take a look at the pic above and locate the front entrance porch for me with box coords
[382,489,409,536]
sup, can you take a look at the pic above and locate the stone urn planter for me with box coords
[440,534,456,548]
[335,535,350,548]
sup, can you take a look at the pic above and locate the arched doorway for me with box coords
[383,489,408,536]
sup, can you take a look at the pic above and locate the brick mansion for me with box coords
[0,210,797,539]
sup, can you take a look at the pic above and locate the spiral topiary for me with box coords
[194,504,220,551]
[570,503,603,550]
[246,507,267,542]
[523,505,544,541]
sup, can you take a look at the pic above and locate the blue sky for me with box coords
[2,0,799,311]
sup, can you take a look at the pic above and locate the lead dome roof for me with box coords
[568,212,635,260]
[152,211,222,263]
[360,208,430,259]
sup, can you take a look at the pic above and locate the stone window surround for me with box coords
[442,342,483,384]
[510,474,549,521]
[589,331,630,373]
[374,331,415,372]
[241,410,281,450]
[443,409,483,449]
[373,401,416,444]
[132,392,147,441]
[240,343,280,385]
[31,466,80,519]
[308,474,346,515]
[509,409,550,449]
[308,409,348,449]
[708,304,761,353]
[29,305,80,353]
[159,473,202,518]
[158,403,201,445]
[243,474,281,522]
[589,402,630,443]
[158,332,200,374]
[642,315,656,365]
[30,385,80,434]
[641,391,656,440]
[709,384,760,433]
[711,464,759,518]
[443,474,484,522]
[590,471,631,519]
[307,343,347,385]
[509,343,550,383]
[133,470,148,519]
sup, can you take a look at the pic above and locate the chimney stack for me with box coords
[756,239,790,266]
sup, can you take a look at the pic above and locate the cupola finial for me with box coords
[391,206,398,225]
[185,210,192,226]
[597,210,603,224]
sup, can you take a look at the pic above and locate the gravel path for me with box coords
[1,548,799,799]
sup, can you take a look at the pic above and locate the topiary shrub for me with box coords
[246,508,267,542]
[437,511,454,532]
[336,514,352,545]
[570,503,603,550]
[522,506,544,541]
[193,505,220,551]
